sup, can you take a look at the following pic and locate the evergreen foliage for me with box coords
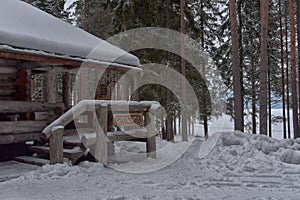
[22,0,70,21]
[21,0,300,138]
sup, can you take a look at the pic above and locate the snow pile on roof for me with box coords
[0,0,140,67]
[199,132,300,173]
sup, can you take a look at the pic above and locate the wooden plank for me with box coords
[63,138,81,147]
[0,132,40,144]
[0,52,80,67]
[0,121,47,135]
[81,131,148,147]
[29,146,83,164]
[14,156,49,166]
[49,127,64,165]
[0,52,140,73]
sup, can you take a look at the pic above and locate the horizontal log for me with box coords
[0,89,16,96]
[0,101,65,113]
[0,59,18,66]
[0,66,17,74]
[0,132,40,144]
[29,112,49,121]
[0,82,16,87]
[0,74,17,82]
[0,121,47,135]
[0,96,16,101]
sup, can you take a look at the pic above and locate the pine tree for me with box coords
[22,0,69,21]
[67,0,114,38]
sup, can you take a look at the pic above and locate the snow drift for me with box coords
[199,132,300,173]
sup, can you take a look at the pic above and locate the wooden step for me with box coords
[28,146,84,164]
[63,135,82,147]
[14,156,49,166]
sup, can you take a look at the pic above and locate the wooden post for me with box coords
[78,67,89,101]
[121,74,129,100]
[17,69,29,101]
[63,73,72,108]
[131,72,141,101]
[95,105,108,167]
[192,117,195,136]
[49,126,64,165]
[45,69,57,104]
[146,111,156,158]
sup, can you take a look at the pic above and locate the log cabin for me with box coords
[0,0,142,162]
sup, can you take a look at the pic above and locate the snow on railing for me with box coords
[42,100,161,166]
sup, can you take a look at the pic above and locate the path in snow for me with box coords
[1,134,300,200]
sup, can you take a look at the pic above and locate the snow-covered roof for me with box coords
[0,0,140,68]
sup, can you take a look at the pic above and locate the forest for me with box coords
[22,0,300,140]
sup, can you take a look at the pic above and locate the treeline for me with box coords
[22,0,300,139]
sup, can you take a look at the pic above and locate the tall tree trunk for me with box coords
[251,61,257,134]
[279,0,287,139]
[268,68,272,137]
[84,0,90,31]
[288,0,299,138]
[165,0,174,142]
[285,0,291,138]
[200,0,209,138]
[259,0,269,135]
[296,0,300,135]
[229,0,243,132]
[181,0,188,141]
[237,0,244,129]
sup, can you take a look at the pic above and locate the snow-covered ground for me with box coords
[1,111,300,199]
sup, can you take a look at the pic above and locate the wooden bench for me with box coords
[42,100,161,166]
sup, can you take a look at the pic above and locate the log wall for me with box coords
[0,59,31,101]
[0,59,18,100]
